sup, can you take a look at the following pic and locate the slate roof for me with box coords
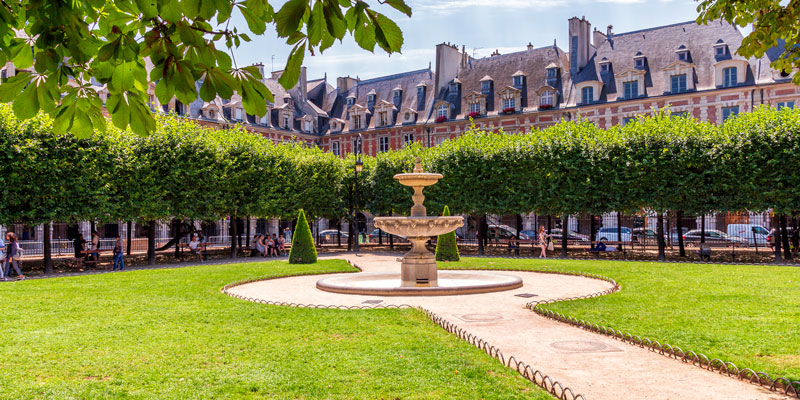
[571,19,776,104]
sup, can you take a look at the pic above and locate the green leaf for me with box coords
[383,0,412,17]
[13,83,39,119]
[371,12,403,53]
[307,0,324,45]
[11,42,33,69]
[274,0,307,37]
[240,5,267,35]
[0,71,32,102]
[278,41,305,89]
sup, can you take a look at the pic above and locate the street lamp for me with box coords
[353,135,363,253]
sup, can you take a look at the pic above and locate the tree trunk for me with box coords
[547,215,552,235]
[43,222,53,274]
[477,214,486,255]
[337,220,342,247]
[378,229,383,245]
[774,214,783,263]
[126,221,132,256]
[147,220,156,265]
[616,212,623,250]
[561,215,568,258]
[700,214,706,244]
[230,215,238,258]
[515,214,522,256]
[245,217,250,251]
[347,220,353,251]
[657,213,666,261]
[677,210,686,257]
[590,214,596,245]
[780,214,792,260]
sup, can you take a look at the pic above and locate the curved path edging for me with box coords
[525,277,800,399]
[221,260,589,400]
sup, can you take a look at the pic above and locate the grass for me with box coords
[0,259,552,400]
[445,257,800,381]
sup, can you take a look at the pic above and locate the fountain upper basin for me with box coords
[393,172,443,188]
[374,216,463,237]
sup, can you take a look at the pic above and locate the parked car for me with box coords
[548,228,590,243]
[766,228,796,248]
[487,224,531,240]
[319,229,348,244]
[520,230,537,239]
[368,228,409,242]
[682,229,746,244]
[726,224,769,245]
[669,227,689,244]
[632,228,657,243]
[595,227,633,242]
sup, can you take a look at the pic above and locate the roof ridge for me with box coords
[612,20,703,37]
[356,68,430,85]
[471,45,560,65]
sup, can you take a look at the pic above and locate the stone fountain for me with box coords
[316,158,522,296]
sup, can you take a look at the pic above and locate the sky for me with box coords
[225,0,737,81]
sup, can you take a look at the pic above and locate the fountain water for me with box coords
[316,158,522,296]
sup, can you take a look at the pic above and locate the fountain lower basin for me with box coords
[316,270,523,296]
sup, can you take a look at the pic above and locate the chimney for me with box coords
[434,42,462,95]
[527,42,534,50]
[253,62,265,79]
[593,29,606,47]
[336,76,357,92]
[491,49,500,57]
[460,45,469,68]
[607,25,614,46]
[299,66,307,101]
[568,16,592,74]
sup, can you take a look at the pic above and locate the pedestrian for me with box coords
[284,227,292,243]
[188,233,203,262]
[792,225,799,257]
[112,235,124,271]
[0,233,5,281]
[538,226,547,259]
[4,232,24,280]
[73,234,86,267]
[89,230,100,262]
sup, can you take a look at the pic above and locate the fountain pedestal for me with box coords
[402,237,439,287]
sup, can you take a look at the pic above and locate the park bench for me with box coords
[587,241,629,258]
[79,249,113,268]
[695,242,741,261]
[177,242,210,260]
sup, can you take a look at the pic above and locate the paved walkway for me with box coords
[228,253,789,400]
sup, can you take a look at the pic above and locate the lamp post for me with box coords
[353,135,363,253]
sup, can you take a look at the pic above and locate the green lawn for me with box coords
[0,259,551,399]
[446,257,800,381]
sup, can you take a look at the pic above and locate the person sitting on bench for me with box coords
[591,241,607,252]
[696,243,711,261]
[188,234,204,262]
[507,239,520,254]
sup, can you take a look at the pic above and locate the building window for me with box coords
[353,138,362,155]
[777,101,795,110]
[403,133,414,146]
[209,110,216,119]
[503,97,515,110]
[437,104,448,118]
[722,106,739,121]
[715,46,725,56]
[284,96,291,105]
[346,97,354,106]
[353,115,361,130]
[678,51,688,61]
[282,114,290,129]
[481,81,491,92]
[379,136,389,153]
[671,111,689,118]
[260,114,268,124]
[513,76,523,87]
[449,82,458,92]
[581,86,593,104]
[540,90,554,107]
[417,86,424,99]
[623,81,638,99]
[367,94,375,108]
[671,74,687,93]
[331,141,340,156]
[622,116,635,126]
[600,63,610,73]
[723,67,737,87]
[546,68,558,79]
[634,58,644,68]
[304,120,311,132]
[469,102,481,114]
[379,111,388,127]
[393,90,402,102]
[435,136,446,146]
[175,101,185,116]
[404,112,412,122]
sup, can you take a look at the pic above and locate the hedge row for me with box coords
[0,105,798,268]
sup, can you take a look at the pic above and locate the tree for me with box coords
[435,205,459,262]
[0,0,410,137]
[289,209,316,264]
[697,0,800,84]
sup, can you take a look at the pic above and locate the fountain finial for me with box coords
[413,157,423,173]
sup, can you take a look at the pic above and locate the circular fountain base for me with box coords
[316,271,523,296]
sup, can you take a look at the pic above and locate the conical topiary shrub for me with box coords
[435,205,460,262]
[289,209,317,264]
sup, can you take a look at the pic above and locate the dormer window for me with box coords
[234,108,243,121]
[513,75,524,87]
[540,90,554,107]
[175,101,185,116]
[599,62,610,73]
[678,51,688,61]
[481,80,491,92]
[546,68,558,80]
[346,96,354,106]
[393,90,402,102]
[417,86,424,98]
[716,47,725,56]
[623,81,638,99]
[634,58,645,69]
[723,66,737,87]
[367,94,375,108]
[378,111,388,127]
[282,114,290,129]
[581,86,594,104]
[352,114,361,130]
[284,96,291,105]
[469,102,481,115]
[260,114,268,124]
[437,104,448,119]
[304,120,312,132]
[449,82,459,92]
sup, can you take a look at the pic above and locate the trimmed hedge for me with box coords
[289,209,317,264]
[435,205,460,262]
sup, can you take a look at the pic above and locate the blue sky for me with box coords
[227,0,735,81]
